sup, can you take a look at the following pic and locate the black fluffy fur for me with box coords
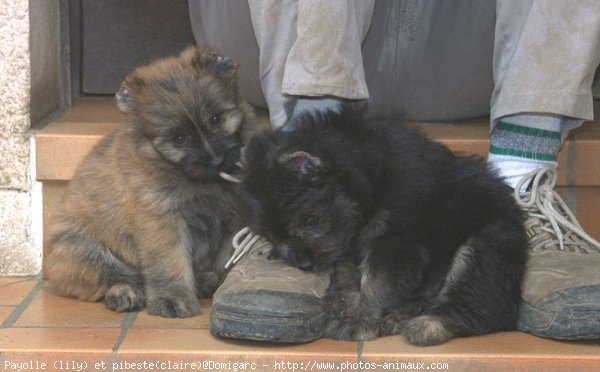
[240,107,528,346]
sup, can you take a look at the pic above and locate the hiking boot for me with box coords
[210,228,330,342]
[514,166,600,339]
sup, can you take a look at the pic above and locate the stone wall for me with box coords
[0,0,42,276]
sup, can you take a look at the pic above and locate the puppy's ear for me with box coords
[115,72,145,113]
[277,151,326,180]
[184,47,239,85]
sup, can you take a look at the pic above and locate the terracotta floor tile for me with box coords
[15,287,124,328]
[361,332,600,371]
[0,328,117,370]
[119,329,358,370]
[0,327,120,351]
[132,299,210,329]
[0,278,38,305]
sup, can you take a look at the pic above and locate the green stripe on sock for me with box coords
[496,121,561,140]
[489,145,557,162]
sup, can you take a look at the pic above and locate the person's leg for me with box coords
[245,0,298,129]
[248,0,375,130]
[490,0,600,339]
[189,0,376,342]
[489,0,600,188]
[281,0,373,122]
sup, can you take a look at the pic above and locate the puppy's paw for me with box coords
[380,303,423,336]
[104,283,145,312]
[402,315,454,346]
[381,311,408,336]
[324,318,379,341]
[147,295,201,318]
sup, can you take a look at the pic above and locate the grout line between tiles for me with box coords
[357,340,364,359]
[0,279,44,328]
[111,311,138,370]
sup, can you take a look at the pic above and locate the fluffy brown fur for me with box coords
[46,48,260,318]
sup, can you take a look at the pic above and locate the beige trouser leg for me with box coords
[190,1,598,125]
[247,0,375,128]
[492,0,600,125]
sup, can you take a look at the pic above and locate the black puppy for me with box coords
[240,107,528,346]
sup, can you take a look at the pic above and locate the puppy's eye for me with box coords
[172,135,187,147]
[210,113,222,128]
[302,216,317,227]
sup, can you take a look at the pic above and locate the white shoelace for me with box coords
[514,165,600,251]
[219,165,263,269]
[224,227,262,269]
[218,161,244,184]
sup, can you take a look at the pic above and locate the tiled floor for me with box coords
[1,277,599,371]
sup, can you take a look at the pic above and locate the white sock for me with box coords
[487,154,557,190]
[487,114,581,191]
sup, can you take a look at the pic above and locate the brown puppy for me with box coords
[46,47,258,318]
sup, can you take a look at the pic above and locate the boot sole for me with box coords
[210,289,326,343]
[518,285,600,339]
